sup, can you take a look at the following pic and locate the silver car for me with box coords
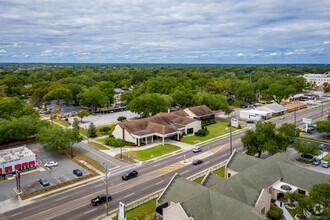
[321,161,329,168]
[193,147,202,153]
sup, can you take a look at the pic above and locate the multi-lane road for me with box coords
[1,103,329,220]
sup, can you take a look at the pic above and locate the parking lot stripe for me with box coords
[79,145,119,166]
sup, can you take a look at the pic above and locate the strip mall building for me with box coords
[0,145,36,175]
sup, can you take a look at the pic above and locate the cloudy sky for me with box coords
[0,0,329,63]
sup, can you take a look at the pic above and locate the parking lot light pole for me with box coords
[103,162,109,216]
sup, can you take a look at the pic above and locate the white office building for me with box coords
[303,72,330,87]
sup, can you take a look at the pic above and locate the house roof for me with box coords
[201,171,225,188]
[159,152,329,220]
[118,112,196,136]
[258,103,287,113]
[227,151,261,172]
[186,105,214,117]
[284,102,307,110]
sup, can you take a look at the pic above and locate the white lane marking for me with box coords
[94,184,103,188]
[152,163,162,167]
[204,161,210,164]
[84,209,96,214]
[124,193,135,198]
[155,180,164,185]
[11,212,22,217]
[176,156,182,159]
[55,196,67,201]
[181,170,189,175]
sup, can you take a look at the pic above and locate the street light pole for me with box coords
[103,162,109,216]
[230,127,232,155]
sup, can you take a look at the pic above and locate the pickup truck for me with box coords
[91,194,112,206]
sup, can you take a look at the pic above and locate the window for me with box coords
[228,173,231,178]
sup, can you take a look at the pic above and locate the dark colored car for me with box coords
[91,194,111,206]
[312,158,321,166]
[301,153,314,160]
[289,139,295,144]
[192,159,203,165]
[73,169,83,176]
[241,105,248,109]
[246,120,254,124]
[308,125,315,130]
[39,177,49,187]
[122,170,138,180]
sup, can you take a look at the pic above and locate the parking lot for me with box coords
[0,142,90,202]
[68,110,139,128]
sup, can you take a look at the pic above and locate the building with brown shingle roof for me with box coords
[113,112,201,146]
[184,105,215,125]
[284,101,307,112]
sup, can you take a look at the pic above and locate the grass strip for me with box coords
[300,136,330,143]
[69,148,105,172]
[125,144,180,161]
[322,153,330,161]
[53,119,70,128]
[112,199,156,220]
[114,154,136,163]
[89,141,109,150]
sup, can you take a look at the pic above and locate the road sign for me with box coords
[231,118,238,128]
[104,204,108,209]
[303,118,312,124]
[119,202,125,219]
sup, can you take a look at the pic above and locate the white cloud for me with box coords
[323,41,330,44]
[269,52,278,56]
[0,49,7,53]
[237,53,244,57]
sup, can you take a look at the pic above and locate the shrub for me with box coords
[99,127,111,132]
[267,204,283,220]
[195,129,206,136]
[238,124,242,129]
[105,137,116,146]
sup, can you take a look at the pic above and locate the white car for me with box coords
[193,147,202,153]
[44,161,58,167]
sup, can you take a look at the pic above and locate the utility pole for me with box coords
[103,162,109,216]
[230,127,232,155]
[294,109,297,127]
[321,98,323,119]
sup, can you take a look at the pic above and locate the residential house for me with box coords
[157,151,329,220]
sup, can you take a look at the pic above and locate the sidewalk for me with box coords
[275,200,294,220]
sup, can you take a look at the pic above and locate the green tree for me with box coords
[37,127,81,152]
[95,81,115,106]
[72,118,80,129]
[323,82,330,93]
[120,92,133,105]
[316,119,330,135]
[0,97,38,120]
[192,91,231,114]
[31,85,49,106]
[307,182,330,218]
[127,93,167,117]
[44,86,72,104]
[67,83,83,105]
[88,122,97,138]
[77,87,108,112]
[292,139,321,157]
[77,110,90,122]
[117,116,127,122]
[278,123,300,140]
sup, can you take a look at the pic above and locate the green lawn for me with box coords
[96,137,107,145]
[286,207,303,218]
[181,121,238,145]
[88,141,109,150]
[322,153,330,161]
[125,144,180,161]
[193,167,225,184]
[78,129,88,136]
[112,199,156,220]
[53,119,70,128]
[193,176,204,184]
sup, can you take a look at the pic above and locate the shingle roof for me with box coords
[159,153,329,220]
[201,171,225,188]
[187,105,214,117]
[284,102,307,111]
[227,151,261,172]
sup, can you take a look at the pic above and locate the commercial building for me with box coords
[184,105,215,125]
[256,103,287,116]
[239,109,271,121]
[0,145,36,175]
[157,151,329,220]
[284,102,307,112]
[303,72,330,87]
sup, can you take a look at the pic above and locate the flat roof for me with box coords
[0,145,35,163]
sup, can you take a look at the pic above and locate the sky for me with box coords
[0,0,329,64]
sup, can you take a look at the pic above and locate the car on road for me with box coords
[312,158,321,166]
[122,170,138,180]
[308,125,315,130]
[301,153,314,160]
[321,161,329,168]
[44,161,58,167]
[246,120,254,124]
[192,159,203,165]
[91,194,112,206]
[193,147,202,153]
[73,169,83,176]
[39,177,50,187]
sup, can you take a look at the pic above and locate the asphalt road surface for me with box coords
[1,103,329,220]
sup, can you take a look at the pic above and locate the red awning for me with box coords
[0,168,2,173]
[5,166,12,171]
[15,164,21,169]
[29,161,35,165]
[22,162,28,166]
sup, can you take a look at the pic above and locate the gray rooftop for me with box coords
[260,103,287,112]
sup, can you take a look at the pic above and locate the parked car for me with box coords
[266,101,272,104]
[193,147,202,153]
[192,159,203,165]
[73,169,83,176]
[321,161,329,168]
[241,105,248,109]
[307,125,315,130]
[301,153,314,160]
[122,170,138,180]
[246,120,254,124]
[44,161,58,167]
[39,177,50,187]
[289,139,295,144]
[312,158,321,166]
[91,194,112,206]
